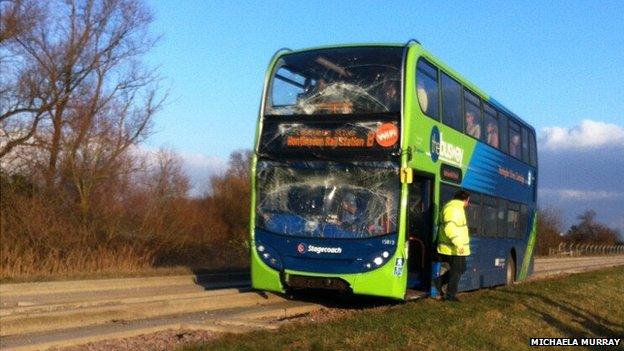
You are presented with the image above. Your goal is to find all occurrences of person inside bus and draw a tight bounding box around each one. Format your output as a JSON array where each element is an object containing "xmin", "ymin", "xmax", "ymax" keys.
[
  {"xmin": 434, "ymin": 190, "xmax": 471, "ymax": 302},
  {"xmin": 510, "ymin": 133, "xmax": 521, "ymax": 158},
  {"xmin": 379, "ymin": 79, "xmax": 400, "ymax": 112},
  {"xmin": 338, "ymin": 193, "xmax": 364, "ymax": 232},
  {"xmin": 416, "ymin": 80, "xmax": 429, "ymax": 114},
  {"xmin": 486, "ymin": 121, "xmax": 499, "ymax": 148},
  {"xmin": 465, "ymin": 111, "xmax": 481, "ymax": 139}
]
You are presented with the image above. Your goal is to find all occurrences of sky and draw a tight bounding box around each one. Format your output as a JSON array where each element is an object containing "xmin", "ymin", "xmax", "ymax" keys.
[{"xmin": 144, "ymin": 1, "xmax": 624, "ymax": 234}]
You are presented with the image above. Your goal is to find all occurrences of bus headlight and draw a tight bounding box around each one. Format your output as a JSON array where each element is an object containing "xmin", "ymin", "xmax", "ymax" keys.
[
  {"xmin": 363, "ymin": 249, "xmax": 394, "ymax": 269},
  {"xmin": 255, "ymin": 242, "xmax": 282, "ymax": 270}
]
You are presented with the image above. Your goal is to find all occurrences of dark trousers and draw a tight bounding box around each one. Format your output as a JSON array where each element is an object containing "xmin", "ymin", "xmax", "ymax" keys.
[{"xmin": 434, "ymin": 254, "xmax": 466, "ymax": 298}]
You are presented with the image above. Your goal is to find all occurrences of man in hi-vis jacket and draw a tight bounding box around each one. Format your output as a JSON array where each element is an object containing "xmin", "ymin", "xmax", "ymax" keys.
[{"xmin": 434, "ymin": 190, "xmax": 471, "ymax": 302}]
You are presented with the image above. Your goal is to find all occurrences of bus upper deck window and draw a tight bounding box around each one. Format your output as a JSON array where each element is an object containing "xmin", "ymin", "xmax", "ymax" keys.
[
  {"xmin": 498, "ymin": 113, "xmax": 509, "ymax": 154},
  {"xmin": 265, "ymin": 47, "xmax": 403, "ymax": 116},
  {"xmin": 464, "ymin": 89, "xmax": 482, "ymax": 139},
  {"xmin": 416, "ymin": 59, "xmax": 439, "ymax": 120},
  {"xmin": 521, "ymin": 128, "xmax": 530, "ymax": 163},
  {"xmin": 529, "ymin": 132, "xmax": 537, "ymax": 166},
  {"xmin": 509, "ymin": 122, "xmax": 521, "ymax": 159},
  {"xmin": 484, "ymin": 104, "xmax": 499, "ymax": 148},
  {"xmin": 441, "ymin": 72, "xmax": 462, "ymax": 131}
]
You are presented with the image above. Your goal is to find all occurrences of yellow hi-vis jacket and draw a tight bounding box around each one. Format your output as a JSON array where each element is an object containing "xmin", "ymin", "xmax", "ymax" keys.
[{"xmin": 437, "ymin": 199, "xmax": 471, "ymax": 256}]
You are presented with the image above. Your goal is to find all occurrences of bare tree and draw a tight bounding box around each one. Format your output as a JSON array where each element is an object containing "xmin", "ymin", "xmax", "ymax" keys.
[
  {"xmin": 565, "ymin": 209, "xmax": 620, "ymax": 245},
  {"xmin": 0, "ymin": 0, "xmax": 164, "ymax": 192},
  {"xmin": 536, "ymin": 207, "xmax": 564, "ymax": 255},
  {"xmin": 0, "ymin": 0, "xmax": 41, "ymax": 42},
  {"xmin": 0, "ymin": 0, "xmax": 49, "ymax": 159},
  {"xmin": 203, "ymin": 150, "xmax": 252, "ymax": 252}
]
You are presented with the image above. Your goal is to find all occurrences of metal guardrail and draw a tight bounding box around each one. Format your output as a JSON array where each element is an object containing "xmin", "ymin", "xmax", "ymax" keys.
[{"xmin": 548, "ymin": 243, "xmax": 624, "ymax": 256}]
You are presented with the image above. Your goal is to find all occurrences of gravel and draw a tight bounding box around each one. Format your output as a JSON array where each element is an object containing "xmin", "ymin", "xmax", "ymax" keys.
[{"xmin": 55, "ymin": 329, "xmax": 217, "ymax": 351}]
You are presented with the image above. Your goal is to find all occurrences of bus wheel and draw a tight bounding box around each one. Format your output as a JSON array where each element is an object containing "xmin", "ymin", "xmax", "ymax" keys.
[{"xmin": 505, "ymin": 253, "xmax": 516, "ymax": 285}]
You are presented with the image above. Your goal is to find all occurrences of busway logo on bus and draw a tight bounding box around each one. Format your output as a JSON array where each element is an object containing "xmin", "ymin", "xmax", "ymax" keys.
[{"xmin": 430, "ymin": 126, "xmax": 464, "ymax": 166}]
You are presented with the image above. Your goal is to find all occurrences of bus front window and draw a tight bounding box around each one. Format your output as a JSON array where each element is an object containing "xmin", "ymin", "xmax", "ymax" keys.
[
  {"xmin": 256, "ymin": 161, "xmax": 400, "ymax": 238},
  {"xmin": 265, "ymin": 47, "xmax": 403, "ymax": 116}
]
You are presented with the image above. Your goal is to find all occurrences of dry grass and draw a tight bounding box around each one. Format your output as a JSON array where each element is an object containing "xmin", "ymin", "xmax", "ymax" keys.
[
  {"xmin": 0, "ymin": 245, "xmax": 156, "ymax": 280},
  {"xmin": 0, "ymin": 151, "xmax": 251, "ymax": 281}
]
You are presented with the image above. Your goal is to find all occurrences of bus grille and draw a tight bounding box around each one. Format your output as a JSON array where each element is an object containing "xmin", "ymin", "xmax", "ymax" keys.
[{"xmin": 285, "ymin": 275, "xmax": 351, "ymax": 291}]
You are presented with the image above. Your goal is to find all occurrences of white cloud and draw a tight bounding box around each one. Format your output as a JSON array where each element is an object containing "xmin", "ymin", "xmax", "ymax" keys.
[
  {"xmin": 176, "ymin": 151, "xmax": 227, "ymax": 196},
  {"xmin": 540, "ymin": 119, "xmax": 624, "ymax": 151},
  {"xmin": 540, "ymin": 188, "xmax": 623, "ymax": 201},
  {"xmin": 179, "ymin": 152, "xmax": 226, "ymax": 175},
  {"xmin": 130, "ymin": 145, "xmax": 226, "ymax": 196}
]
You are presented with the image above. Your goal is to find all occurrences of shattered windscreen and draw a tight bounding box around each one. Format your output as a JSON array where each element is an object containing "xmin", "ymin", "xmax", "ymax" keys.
[
  {"xmin": 256, "ymin": 161, "xmax": 400, "ymax": 238},
  {"xmin": 265, "ymin": 47, "xmax": 404, "ymax": 116}
]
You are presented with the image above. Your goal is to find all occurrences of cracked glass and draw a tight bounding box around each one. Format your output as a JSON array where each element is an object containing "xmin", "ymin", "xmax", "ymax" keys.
[
  {"xmin": 256, "ymin": 161, "xmax": 400, "ymax": 238},
  {"xmin": 265, "ymin": 47, "xmax": 403, "ymax": 116}
]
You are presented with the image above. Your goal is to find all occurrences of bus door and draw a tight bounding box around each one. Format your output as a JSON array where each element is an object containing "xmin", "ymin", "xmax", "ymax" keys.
[{"xmin": 407, "ymin": 176, "xmax": 433, "ymax": 290}]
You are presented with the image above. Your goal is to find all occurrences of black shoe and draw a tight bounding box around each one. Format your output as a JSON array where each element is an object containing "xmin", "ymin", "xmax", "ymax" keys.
[{"xmin": 433, "ymin": 279, "xmax": 445, "ymax": 297}]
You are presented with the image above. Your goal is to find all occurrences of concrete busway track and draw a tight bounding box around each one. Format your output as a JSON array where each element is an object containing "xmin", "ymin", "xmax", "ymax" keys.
[
  {"xmin": 532, "ymin": 255, "xmax": 624, "ymax": 278},
  {"xmin": 1, "ymin": 256, "xmax": 623, "ymax": 350}
]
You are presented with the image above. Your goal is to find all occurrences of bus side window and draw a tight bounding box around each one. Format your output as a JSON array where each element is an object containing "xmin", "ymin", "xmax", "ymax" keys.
[
  {"xmin": 440, "ymin": 72, "xmax": 462, "ymax": 132},
  {"xmin": 482, "ymin": 195, "xmax": 497, "ymax": 237},
  {"xmin": 464, "ymin": 89, "xmax": 482, "ymax": 139},
  {"xmin": 497, "ymin": 199, "xmax": 507, "ymax": 238},
  {"xmin": 439, "ymin": 184, "xmax": 456, "ymax": 206},
  {"xmin": 484, "ymin": 104, "xmax": 499, "ymax": 148},
  {"xmin": 498, "ymin": 113, "xmax": 509, "ymax": 154},
  {"xmin": 416, "ymin": 59, "xmax": 440, "ymax": 120},
  {"xmin": 509, "ymin": 121, "xmax": 521, "ymax": 159},
  {"xmin": 521, "ymin": 128, "xmax": 530, "ymax": 163},
  {"xmin": 529, "ymin": 131, "xmax": 537, "ymax": 167},
  {"xmin": 467, "ymin": 193, "xmax": 481, "ymax": 236},
  {"xmin": 507, "ymin": 203, "xmax": 520, "ymax": 238}
]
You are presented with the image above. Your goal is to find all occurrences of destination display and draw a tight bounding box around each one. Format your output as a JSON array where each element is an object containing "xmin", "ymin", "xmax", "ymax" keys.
[
  {"xmin": 441, "ymin": 164, "xmax": 463, "ymax": 184},
  {"xmin": 259, "ymin": 119, "xmax": 400, "ymax": 158}
]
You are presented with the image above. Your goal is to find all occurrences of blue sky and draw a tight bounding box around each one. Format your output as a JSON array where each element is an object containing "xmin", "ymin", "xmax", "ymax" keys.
[{"xmin": 144, "ymin": 1, "xmax": 624, "ymax": 233}]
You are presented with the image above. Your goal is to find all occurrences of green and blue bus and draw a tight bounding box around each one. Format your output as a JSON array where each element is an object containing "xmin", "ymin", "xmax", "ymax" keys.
[{"xmin": 250, "ymin": 40, "xmax": 538, "ymax": 300}]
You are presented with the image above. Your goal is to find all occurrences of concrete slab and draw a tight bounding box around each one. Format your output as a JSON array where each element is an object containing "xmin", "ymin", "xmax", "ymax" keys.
[
  {"xmin": 0, "ymin": 271, "xmax": 249, "ymax": 297},
  {"xmin": 1, "ymin": 287, "xmax": 245, "ymax": 317},
  {"xmin": 1, "ymin": 291, "xmax": 285, "ymax": 337},
  {"xmin": 0, "ymin": 304, "xmax": 282, "ymax": 350}
]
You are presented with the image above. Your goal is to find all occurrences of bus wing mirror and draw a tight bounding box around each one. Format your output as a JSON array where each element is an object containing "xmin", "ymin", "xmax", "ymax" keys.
[{"xmin": 400, "ymin": 167, "xmax": 413, "ymax": 184}]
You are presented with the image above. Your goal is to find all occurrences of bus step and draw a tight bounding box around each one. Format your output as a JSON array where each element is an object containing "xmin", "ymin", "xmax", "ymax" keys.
[{"xmin": 405, "ymin": 289, "xmax": 428, "ymax": 301}]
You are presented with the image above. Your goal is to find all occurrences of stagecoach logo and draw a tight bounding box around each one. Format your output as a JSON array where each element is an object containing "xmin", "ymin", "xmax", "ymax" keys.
[
  {"xmin": 297, "ymin": 243, "xmax": 306, "ymax": 253},
  {"xmin": 297, "ymin": 243, "xmax": 343, "ymax": 254},
  {"xmin": 429, "ymin": 126, "xmax": 464, "ymax": 166}
]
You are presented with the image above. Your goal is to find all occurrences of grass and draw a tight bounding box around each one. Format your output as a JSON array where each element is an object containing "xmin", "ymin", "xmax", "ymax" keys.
[{"xmin": 185, "ymin": 267, "xmax": 624, "ymax": 351}]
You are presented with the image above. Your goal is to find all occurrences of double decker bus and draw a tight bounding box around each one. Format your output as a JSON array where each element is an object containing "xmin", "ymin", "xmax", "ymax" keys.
[{"xmin": 250, "ymin": 41, "xmax": 538, "ymax": 300}]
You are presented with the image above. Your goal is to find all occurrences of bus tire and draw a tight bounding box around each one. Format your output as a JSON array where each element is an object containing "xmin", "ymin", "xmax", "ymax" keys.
[{"xmin": 506, "ymin": 253, "xmax": 516, "ymax": 285}]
